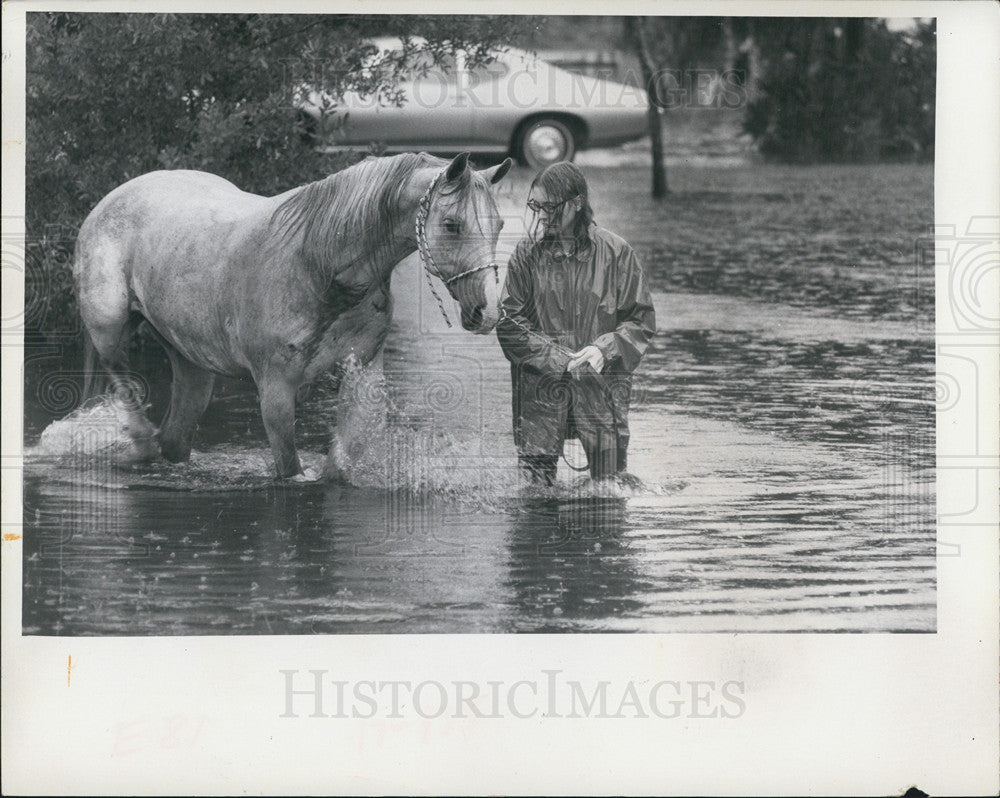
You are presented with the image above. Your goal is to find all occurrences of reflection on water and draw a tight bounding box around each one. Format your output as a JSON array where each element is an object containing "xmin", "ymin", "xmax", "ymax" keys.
[
  {"xmin": 21, "ymin": 163, "xmax": 935, "ymax": 634},
  {"xmin": 505, "ymin": 498, "xmax": 644, "ymax": 631}
]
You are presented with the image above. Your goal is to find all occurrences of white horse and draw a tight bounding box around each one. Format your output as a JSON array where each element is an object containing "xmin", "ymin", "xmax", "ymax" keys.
[{"xmin": 74, "ymin": 152, "xmax": 512, "ymax": 478}]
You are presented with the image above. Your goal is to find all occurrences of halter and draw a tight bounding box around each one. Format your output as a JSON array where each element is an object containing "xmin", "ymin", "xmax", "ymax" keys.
[{"xmin": 415, "ymin": 168, "xmax": 500, "ymax": 328}]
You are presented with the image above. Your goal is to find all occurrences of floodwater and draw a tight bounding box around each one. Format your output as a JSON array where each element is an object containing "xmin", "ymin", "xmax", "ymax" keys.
[{"xmin": 21, "ymin": 162, "xmax": 935, "ymax": 634}]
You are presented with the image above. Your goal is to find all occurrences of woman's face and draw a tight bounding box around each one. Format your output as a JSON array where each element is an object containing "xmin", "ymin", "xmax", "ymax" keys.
[{"xmin": 527, "ymin": 186, "xmax": 580, "ymax": 240}]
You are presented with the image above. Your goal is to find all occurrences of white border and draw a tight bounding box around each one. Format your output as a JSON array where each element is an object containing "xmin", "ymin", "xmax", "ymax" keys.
[{"xmin": 3, "ymin": 2, "xmax": 998, "ymax": 795}]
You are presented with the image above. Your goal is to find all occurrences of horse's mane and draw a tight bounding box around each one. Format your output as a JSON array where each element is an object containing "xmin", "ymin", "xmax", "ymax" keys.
[{"xmin": 270, "ymin": 152, "xmax": 487, "ymax": 290}]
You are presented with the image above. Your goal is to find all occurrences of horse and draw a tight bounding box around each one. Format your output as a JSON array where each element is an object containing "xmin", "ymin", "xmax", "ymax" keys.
[{"xmin": 74, "ymin": 151, "xmax": 512, "ymax": 479}]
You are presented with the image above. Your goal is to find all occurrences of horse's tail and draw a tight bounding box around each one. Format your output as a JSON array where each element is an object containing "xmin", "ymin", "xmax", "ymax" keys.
[{"xmin": 81, "ymin": 328, "xmax": 107, "ymax": 404}]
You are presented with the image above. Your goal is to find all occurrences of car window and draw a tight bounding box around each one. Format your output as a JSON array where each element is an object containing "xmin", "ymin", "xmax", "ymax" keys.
[
  {"xmin": 409, "ymin": 51, "xmax": 458, "ymax": 86},
  {"xmin": 467, "ymin": 57, "xmax": 510, "ymax": 87}
]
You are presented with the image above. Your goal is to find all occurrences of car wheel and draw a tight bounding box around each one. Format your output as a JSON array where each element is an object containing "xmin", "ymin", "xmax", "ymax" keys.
[{"xmin": 517, "ymin": 118, "xmax": 577, "ymax": 169}]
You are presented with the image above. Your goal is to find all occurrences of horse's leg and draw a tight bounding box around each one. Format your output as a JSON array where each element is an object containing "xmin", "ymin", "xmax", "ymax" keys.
[
  {"xmin": 257, "ymin": 372, "xmax": 303, "ymax": 479},
  {"xmin": 140, "ymin": 323, "xmax": 216, "ymax": 463},
  {"xmin": 97, "ymin": 338, "xmax": 159, "ymax": 460},
  {"xmin": 160, "ymin": 359, "xmax": 215, "ymax": 463},
  {"xmin": 78, "ymin": 257, "xmax": 159, "ymax": 460}
]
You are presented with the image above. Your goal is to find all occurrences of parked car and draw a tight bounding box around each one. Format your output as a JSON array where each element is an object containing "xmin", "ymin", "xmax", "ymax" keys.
[{"xmin": 298, "ymin": 39, "xmax": 649, "ymax": 168}]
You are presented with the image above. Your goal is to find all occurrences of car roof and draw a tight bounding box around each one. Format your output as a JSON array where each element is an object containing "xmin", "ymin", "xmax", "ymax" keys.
[{"xmin": 366, "ymin": 36, "xmax": 541, "ymax": 67}]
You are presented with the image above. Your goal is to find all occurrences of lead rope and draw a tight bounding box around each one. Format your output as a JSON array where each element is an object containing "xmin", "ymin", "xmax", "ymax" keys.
[
  {"xmin": 498, "ymin": 309, "xmax": 601, "ymax": 474},
  {"xmin": 416, "ymin": 176, "xmax": 621, "ymax": 478},
  {"xmin": 415, "ymin": 169, "xmax": 500, "ymax": 329}
]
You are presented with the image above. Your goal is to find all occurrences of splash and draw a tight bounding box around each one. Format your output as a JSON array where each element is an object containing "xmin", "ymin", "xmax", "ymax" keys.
[
  {"xmin": 28, "ymin": 395, "xmax": 295, "ymax": 491},
  {"xmin": 325, "ymin": 359, "xmax": 683, "ymax": 507},
  {"xmin": 34, "ymin": 397, "xmax": 157, "ymax": 464},
  {"xmin": 559, "ymin": 472, "xmax": 686, "ymax": 498},
  {"xmin": 324, "ymin": 357, "xmax": 522, "ymax": 505},
  {"xmin": 26, "ymin": 363, "xmax": 682, "ymax": 500}
]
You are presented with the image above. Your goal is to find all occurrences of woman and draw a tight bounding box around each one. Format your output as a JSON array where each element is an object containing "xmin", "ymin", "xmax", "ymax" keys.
[{"xmin": 497, "ymin": 162, "xmax": 656, "ymax": 485}]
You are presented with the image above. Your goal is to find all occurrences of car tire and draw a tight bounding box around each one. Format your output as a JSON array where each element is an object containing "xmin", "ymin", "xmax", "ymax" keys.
[{"xmin": 516, "ymin": 118, "xmax": 577, "ymax": 170}]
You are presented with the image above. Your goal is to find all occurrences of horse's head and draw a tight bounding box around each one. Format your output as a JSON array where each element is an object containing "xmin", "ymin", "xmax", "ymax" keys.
[{"xmin": 418, "ymin": 152, "xmax": 513, "ymax": 333}]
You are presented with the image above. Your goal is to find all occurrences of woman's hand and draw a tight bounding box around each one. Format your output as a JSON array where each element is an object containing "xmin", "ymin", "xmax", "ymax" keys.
[{"xmin": 567, "ymin": 345, "xmax": 605, "ymax": 376}]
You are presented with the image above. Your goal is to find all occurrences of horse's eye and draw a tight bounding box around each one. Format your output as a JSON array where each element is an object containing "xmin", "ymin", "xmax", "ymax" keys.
[{"xmin": 443, "ymin": 219, "xmax": 461, "ymax": 235}]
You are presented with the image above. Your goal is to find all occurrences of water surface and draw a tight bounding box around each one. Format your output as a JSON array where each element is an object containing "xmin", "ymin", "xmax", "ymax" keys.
[{"xmin": 22, "ymin": 163, "xmax": 935, "ymax": 634}]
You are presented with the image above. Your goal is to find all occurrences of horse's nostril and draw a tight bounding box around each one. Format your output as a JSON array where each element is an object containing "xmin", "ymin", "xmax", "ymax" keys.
[{"xmin": 462, "ymin": 304, "xmax": 484, "ymax": 330}]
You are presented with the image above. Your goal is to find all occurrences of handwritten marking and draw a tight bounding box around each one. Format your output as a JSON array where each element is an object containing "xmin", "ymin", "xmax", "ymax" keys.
[
  {"xmin": 112, "ymin": 715, "xmax": 209, "ymax": 758},
  {"xmin": 67, "ymin": 655, "xmax": 72, "ymax": 687},
  {"xmin": 2, "ymin": 533, "xmax": 22, "ymax": 542}
]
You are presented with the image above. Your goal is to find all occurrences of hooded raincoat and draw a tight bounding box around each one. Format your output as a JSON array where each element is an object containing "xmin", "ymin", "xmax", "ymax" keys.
[{"xmin": 497, "ymin": 224, "xmax": 656, "ymax": 462}]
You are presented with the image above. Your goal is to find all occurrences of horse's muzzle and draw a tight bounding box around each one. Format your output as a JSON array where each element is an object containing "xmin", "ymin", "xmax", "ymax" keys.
[
  {"xmin": 461, "ymin": 303, "xmax": 492, "ymax": 333},
  {"xmin": 463, "ymin": 297, "xmax": 501, "ymax": 333},
  {"xmin": 451, "ymin": 262, "xmax": 500, "ymax": 333}
]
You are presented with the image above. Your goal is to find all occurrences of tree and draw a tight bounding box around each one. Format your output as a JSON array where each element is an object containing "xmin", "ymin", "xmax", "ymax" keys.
[
  {"xmin": 624, "ymin": 17, "xmax": 730, "ymax": 199},
  {"xmin": 741, "ymin": 18, "xmax": 936, "ymax": 161},
  {"xmin": 625, "ymin": 17, "xmax": 668, "ymax": 197},
  {"xmin": 25, "ymin": 12, "xmax": 530, "ymax": 336}
]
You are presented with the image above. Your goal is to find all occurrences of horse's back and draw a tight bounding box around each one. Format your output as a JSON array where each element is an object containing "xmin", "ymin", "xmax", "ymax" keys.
[
  {"xmin": 83, "ymin": 170, "xmax": 266, "ymax": 229},
  {"xmin": 117, "ymin": 169, "xmax": 254, "ymax": 197},
  {"xmin": 75, "ymin": 170, "xmax": 282, "ymax": 372},
  {"xmin": 78, "ymin": 170, "xmax": 281, "ymax": 261}
]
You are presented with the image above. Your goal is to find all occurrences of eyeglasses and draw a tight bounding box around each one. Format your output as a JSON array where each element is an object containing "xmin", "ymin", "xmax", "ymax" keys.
[{"xmin": 526, "ymin": 196, "xmax": 578, "ymax": 215}]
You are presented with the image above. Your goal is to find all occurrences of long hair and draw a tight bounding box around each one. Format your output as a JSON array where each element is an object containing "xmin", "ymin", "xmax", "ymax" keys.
[
  {"xmin": 529, "ymin": 161, "xmax": 595, "ymax": 252},
  {"xmin": 270, "ymin": 151, "xmax": 479, "ymax": 291}
]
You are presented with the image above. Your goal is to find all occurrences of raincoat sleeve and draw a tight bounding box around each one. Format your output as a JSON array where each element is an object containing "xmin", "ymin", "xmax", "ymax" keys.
[
  {"xmin": 497, "ymin": 243, "xmax": 572, "ymax": 374},
  {"xmin": 591, "ymin": 244, "xmax": 656, "ymax": 373}
]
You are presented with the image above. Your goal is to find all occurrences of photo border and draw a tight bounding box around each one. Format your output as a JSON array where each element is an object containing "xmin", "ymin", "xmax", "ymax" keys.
[{"xmin": 3, "ymin": 1, "xmax": 997, "ymax": 794}]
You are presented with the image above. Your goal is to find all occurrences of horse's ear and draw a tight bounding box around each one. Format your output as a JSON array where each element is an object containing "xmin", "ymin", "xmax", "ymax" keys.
[
  {"xmin": 445, "ymin": 152, "xmax": 470, "ymax": 182},
  {"xmin": 480, "ymin": 157, "xmax": 513, "ymax": 185}
]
